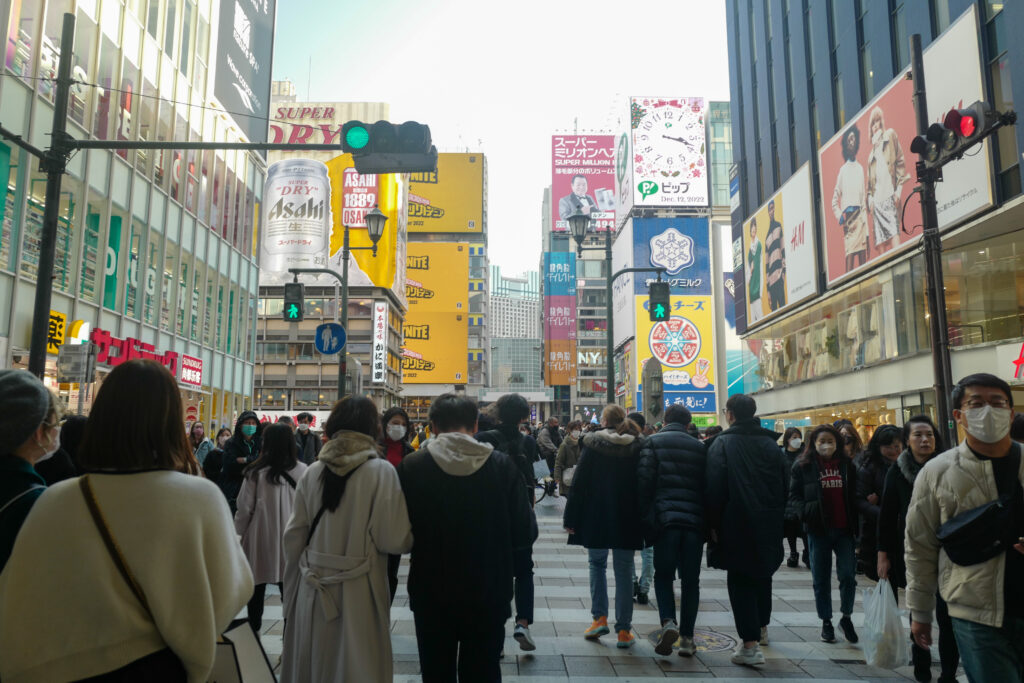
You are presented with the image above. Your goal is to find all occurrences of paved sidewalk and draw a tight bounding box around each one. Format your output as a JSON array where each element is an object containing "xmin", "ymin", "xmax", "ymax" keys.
[{"xmin": 253, "ymin": 494, "xmax": 960, "ymax": 681}]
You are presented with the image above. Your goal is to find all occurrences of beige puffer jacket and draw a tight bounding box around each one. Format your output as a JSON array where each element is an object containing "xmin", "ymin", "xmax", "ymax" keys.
[{"xmin": 905, "ymin": 441, "xmax": 1024, "ymax": 627}]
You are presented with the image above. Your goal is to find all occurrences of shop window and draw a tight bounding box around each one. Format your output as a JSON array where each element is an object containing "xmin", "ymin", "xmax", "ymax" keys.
[
  {"xmin": 0, "ymin": 143, "xmax": 17, "ymax": 271},
  {"xmin": 80, "ymin": 196, "xmax": 102, "ymax": 303},
  {"xmin": 203, "ymin": 266, "xmax": 215, "ymax": 347},
  {"xmin": 143, "ymin": 228, "xmax": 161, "ymax": 325},
  {"xmin": 93, "ymin": 35, "xmax": 119, "ymax": 141},
  {"xmin": 257, "ymin": 391, "xmax": 287, "ymax": 409},
  {"xmin": 944, "ymin": 230, "xmax": 1024, "ymax": 347},
  {"xmin": 177, "ymin": 249, "xmax": 191, "ymax": 335},
  {"xmin": 6, "ymin": 0, "xmax": 39, "ymax": 78},
  {"xmin": 162, "ymin": 240, "xmax": 177, "ymax": 330},
  {"xmin": 136, "ymin": 78, "xmax": 158, "ymax": 173},
  {"xmin": 215, "ymin": 280, "xmax": 225, "ymax": 351},
  {"xmin": 289, "ymin": 343, "xmax": 314, "ymax": 361},
  {"xmin": 21, "ymin": 169, "xmax": 75, "ymax": 294},
  {"xmin": 264, "ymin": 297, "xmax": 284, "ymax": 316},
  {"xmin": 170, "ymin": 113, "xmax": 189, "ymax": 203}
]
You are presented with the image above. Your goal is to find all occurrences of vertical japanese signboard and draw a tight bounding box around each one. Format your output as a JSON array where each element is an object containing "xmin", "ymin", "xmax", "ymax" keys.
[
  {"xmin": 551, "ymin": 135, "xmax": 616, "ymax": 232},
  {"xmin": 372, "ymin": 301, "xmax": 388, "ymax": 384},
  {"xmin": 543, "ymin": 252, "xmax": 577, "ymax": 386}
]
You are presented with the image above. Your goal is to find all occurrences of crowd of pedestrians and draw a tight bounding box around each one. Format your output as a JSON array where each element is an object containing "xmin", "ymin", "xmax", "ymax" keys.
[{"xmin": 0, "ymin": 360, "xmax": 1022, "ymax": 682}]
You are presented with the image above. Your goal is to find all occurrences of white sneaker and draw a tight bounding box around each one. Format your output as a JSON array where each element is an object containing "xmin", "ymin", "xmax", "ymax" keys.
[
  {"xmin": 514, "ymin": 624, "xmax": 536, "ymax": 651},
  {"xmin": 653, "ymin": 622, "xmax": 679, "ymax": 656},
  {"xmin": 677, "ymin": 635, "xmax": 696, "ymax": 656},
  {"xmin": 759, "ymin": 626, "xmax": 769, "ymax": 646},
  {"xmin": 731, "ymin": 645, "xmax": 766, "ymax": 666}
]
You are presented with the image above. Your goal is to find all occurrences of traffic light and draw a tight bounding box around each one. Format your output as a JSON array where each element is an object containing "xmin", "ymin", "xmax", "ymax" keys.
[
  {"xmin": 340, "ymin": 120, "xmax": 438, "ymax": 174},
  {"xmin": 910, "ymin": 101, "xmax": 1001, "ymax": 169},
  {"xmin": 649, "ymin": 281, "xmax": 670, "ymax": 322},
  {"xmin": 283, "ymin": 282, "xmax": 304, "ymax": 322}
]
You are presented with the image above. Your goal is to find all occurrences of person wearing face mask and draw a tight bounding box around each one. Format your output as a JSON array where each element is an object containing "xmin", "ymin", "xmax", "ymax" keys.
[
  {"xmin": 855, "ymin": 424, "xmax": 903, "ymax": 582},
  {"xmin": 781, "ymin": 427, "xmax": 809, "ymax": 568},
  {"xmin": 554, "ymin": 420, "xmax": 584, "ymax": 500},
  {"xmin": 878, "ymin": 415, "xmax": 959, "ymax": 683},
  {"xmin": 189, "ymin": 421, "xmax": 214, "ymax": 466},
  {"xmin": 381, "ymin": 407, "xmax": 415, "ymax": 606},
  {"xmin": 789, "ymin": 424, "xmax": 860, "ymax": 645},
  {"xmin": 906, "ymin": 374, "xmax": 1024, "ymax": 683},
  {"xmin": 219, "ymin": 411, "xmax": 262, "ymax": 514},
  {"xmin": 0, "ymin": 370, "xmax": 63, "ymax": 572},
  {"xmin": 294, "ymin": 412, "xmax": 322, "ymax": 465},
  {"xmin": 203, "ymin": 427, "xmax": 232, "ymax": 482}
]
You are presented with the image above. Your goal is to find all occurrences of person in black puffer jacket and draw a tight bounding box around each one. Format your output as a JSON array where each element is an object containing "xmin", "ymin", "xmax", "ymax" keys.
[
  {"xmin": 563, "ymin": 405, "xmax": 644, "ymax": 648},
  {"xmin": 219, "ymin": 411, "xmax": 262, "ymax": 514},
  {"xmin": 636, "ymin": 404, "xmax": 707, "ymax": 656},
  {"xmin": 855, "ymin": 424, "xmax": 903, "ymax": 581},
  {"xmin": 781, "ymin": 427, "xmax": 809, "ymax": 568}
]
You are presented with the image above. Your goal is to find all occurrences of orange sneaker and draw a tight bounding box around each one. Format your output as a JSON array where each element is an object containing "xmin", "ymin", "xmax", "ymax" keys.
[
  {"xmin": 617, "ymin": 629, "xmax": 636, "ymax": 648},
  {"xmin": 583, "ymin": 616, "xmax": 609, "ymax": 640}
]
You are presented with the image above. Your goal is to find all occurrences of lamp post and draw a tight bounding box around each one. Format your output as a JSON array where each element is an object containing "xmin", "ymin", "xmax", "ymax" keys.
[
  {"xmin": 339, "ymin": 205, "xmax": 387, "ymax": 399},
  {"xmin": 567, "ymin": 210, "xmax": 615, "ymax": 405}
]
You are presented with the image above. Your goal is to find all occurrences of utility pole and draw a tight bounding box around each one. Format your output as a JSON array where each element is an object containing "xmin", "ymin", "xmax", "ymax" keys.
[{"xmin": 28, "ymin": 13, "xmax": 74, "ymax": 378}]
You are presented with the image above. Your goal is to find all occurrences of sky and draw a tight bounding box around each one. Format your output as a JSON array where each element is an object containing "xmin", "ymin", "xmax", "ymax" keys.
[{"xmin": 271, "ymin": 0, "xmax": 730, "ymax": 276}]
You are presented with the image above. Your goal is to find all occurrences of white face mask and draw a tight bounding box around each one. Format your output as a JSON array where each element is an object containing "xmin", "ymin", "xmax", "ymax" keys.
[
  {"xmin": 789, "ymin": 437, "xmax": 803, "ymax": 450},
  {"xmin": 962, "ymin": 405, "xmax": 1012, "ymax": 444},
  {"xmin": 297, "ymin": 423, "xmax": 309, "ymax": 432},
  {"xmin": 387, "ymin": 424, "xmax": 407, "ymax": 441},
  {"xmin": 817, "ymin": 443, "xmax": 836, "ymax": 457},
  {"xmin": 571, "ymin": 430, "xmax": 582, "ymax": 439},
  {"xmin": 36, "ymin": 429, "xmax": 60, "ymax": 463}
]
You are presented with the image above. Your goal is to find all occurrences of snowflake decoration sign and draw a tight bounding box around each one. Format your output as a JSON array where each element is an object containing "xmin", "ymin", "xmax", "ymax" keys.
[
  {"xmin": 649, "ymin": 228, "xmax": 694, "ymax": 275},
  {"xmin": 630, "ymin": 96, "xmax": 709, "ymax": 207}
]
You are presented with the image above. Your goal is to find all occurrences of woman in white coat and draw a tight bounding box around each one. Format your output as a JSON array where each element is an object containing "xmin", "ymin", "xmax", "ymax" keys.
[
  {"xmin": 234, "ymin": 422, "xmax": 307, "ymax": 633},
  {"xmin": 280, "ymin": 396, "xmax": 413, "ymax": 683}
]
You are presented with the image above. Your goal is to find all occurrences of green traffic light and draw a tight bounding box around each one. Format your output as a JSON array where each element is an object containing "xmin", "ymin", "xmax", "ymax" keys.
[
  {"xmin": 654, "ymin": 304, "xmax": 667, "ymax": 319},
  {"xmin": 345, "ymin": 125, "xmax": 370, "ymax": 150},
  {"xmin": 287, "ymin": 304, "xmax": 300, "ymax": 319}
]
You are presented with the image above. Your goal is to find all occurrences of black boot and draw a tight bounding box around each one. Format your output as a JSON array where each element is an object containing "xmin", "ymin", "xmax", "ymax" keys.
[
  {"xmin": 911, "ymin": 641, "xmax": 932, "ymax": 682},
  {"xmin": 820, "ymin": 619, "xmax": 836, "ymax": 643},
  {"xmin": 633, "ymin": 579, "xmax": 640, "ymax": 602},
  {"xmin": 786, "ymin": 552, "xmax": 799, "ymax": 568},
  {"xmin": 801, "ymin": 549, "xmax": 809, "ymax": 567}
]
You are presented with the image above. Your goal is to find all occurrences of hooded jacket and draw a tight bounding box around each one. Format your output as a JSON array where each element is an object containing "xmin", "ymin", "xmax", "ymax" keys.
[
  {"xmin": 396, "ymin": 432, "xmax": 532, "ymax": 622},
  {"xmin": 636, "ymin": 423, "xmax": 707, "ymax": 537},
  {"xmin": 217, "ymin": 411, "xmax": 262, "ymax": 511},
  {"xmin": 562, "ymin": 429, "xmax": 644, "ymax": 550},
  {"xmin": 705, "ymin": 418, "xmax": 788, "ymax": 577}
]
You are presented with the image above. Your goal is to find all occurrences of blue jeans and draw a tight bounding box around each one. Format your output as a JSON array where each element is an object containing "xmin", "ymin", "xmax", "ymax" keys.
[
  {"xmin": 632, "ymin": 546, "xmax": 654, "ymax": 593},
  {"xmin": 588, "ymin": 548, "xmax": 635, "ymax": 632},
  {"xmin": 951, "ymin": 616, "xmax": 1024, "ymax": 683},
  {"xmin": 653, "ymin": 527, "xmax": 704, "ymax": 636},
  {"xmin": 807, "ymin": 529, "xmax": 856, "ymax": 620}
]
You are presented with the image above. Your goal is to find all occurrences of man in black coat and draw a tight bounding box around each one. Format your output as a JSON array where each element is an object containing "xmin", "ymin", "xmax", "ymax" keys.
[
  {"xmin": 294, "ymin": 411, "xmax": 322, "ymax": 464},
  {"xmin": 217, "ymin": 410, "xmax": 261, "ymax": 514},
  {"xmin": 637, "ymin": 404, "xmax": 706, "ymax": 656},
  {"xmin": 705, "ymin": 394, "xmax": 788, "ymax": 667},
  {"xmin": 397, "ymin": 394, "xmax": 533, "ymax": 682}
]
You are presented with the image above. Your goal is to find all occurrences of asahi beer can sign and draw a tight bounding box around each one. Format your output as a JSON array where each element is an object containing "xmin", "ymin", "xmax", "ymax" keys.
[{"xmin": 261, "ymin": 159, "xmax": 331, "ymax": 283}]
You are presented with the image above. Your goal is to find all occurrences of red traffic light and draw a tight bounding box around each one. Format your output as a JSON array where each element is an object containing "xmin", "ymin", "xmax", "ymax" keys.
[{"xmin": 959, "ymin": 114, "xmax": 977, "ymax": 137}]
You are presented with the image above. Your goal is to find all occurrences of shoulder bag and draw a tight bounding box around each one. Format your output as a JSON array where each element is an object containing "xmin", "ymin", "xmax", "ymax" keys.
[
  {"xmin": 936, "ymin": 447, "xmax": 1022, "ymax": 567},
  {"xmin": 79, "ymin": 475, "xmax": 275, "ymax": 682}
]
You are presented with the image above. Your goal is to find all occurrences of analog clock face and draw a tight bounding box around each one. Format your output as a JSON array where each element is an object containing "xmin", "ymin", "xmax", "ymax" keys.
[{"xmin": 631, "ymin": 98, "xmax": 707, "ymax": 205}]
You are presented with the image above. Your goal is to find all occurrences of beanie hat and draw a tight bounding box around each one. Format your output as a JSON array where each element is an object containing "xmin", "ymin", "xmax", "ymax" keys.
[{"xmin": 0, "ymin": 370, "xmax": 52, "ymax": 455}]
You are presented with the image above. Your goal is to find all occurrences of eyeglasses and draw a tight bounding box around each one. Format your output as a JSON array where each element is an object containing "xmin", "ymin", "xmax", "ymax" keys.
[{"xmin": 963, "ymin": 398, "xmax": 1010, "ymax": 410}]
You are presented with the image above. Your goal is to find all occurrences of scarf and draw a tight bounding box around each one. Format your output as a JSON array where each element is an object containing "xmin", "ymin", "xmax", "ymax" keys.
[
  {"xmin": 318, "ymin": 430, "xmax": 379, "ymax": 476},
  {"xmin": 897, "ymin": 449, "xmax": 925, "ymax": 486}
]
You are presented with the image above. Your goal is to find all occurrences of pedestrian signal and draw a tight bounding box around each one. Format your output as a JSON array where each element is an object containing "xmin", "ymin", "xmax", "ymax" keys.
[
  {"xmin": 649, "ymin": 281, "xmax": 670, "ymax": 322},
  {"xmin": 283, "ymin": 282, "xmax": 304, "ymax": 322}
]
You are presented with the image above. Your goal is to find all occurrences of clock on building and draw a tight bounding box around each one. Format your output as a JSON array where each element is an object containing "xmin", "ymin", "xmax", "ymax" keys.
[{"xmin": 631, "ymin": 97, "xmax": 709, "ymax": 207}]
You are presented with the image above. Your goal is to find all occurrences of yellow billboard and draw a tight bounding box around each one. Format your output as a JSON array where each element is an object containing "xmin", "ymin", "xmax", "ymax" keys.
[
  {"xmin": 401, "ymin": 313, "xmax": 469, "ymax": 384},
  {"xmin": 405, "ymin": 242, "xmax": 470, "ymax": 313},
  {"xmin": 407, "ymin": 153, "xmax": 484, "ymax": 233},
  {"xmin": 634, "ymin": 295, "xmax": 718, "ymax": 414},
  {"xmin": 325, "ymin": 155, "xmax": 407, "ymax": 299}
]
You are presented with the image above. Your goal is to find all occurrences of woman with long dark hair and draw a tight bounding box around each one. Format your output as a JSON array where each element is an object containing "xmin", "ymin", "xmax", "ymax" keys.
[
  {"xmin": 0, "ymin": 360, "xmax": 252, "ymax": 682},
  {"xmin": 877, "ymin": 415, "xmax": 959, "ymax": 682},
  {"xmin": 280, "ymin": 395, "xmax": 413, "ymax": 683},
  {"xmin": 189, "ymin": 421, "xmax": 214, "ymax": 466},
  {"xmin": 235, "ymin": 422, "xmax": 307, "ymax": 634},
  {"xmin": 781, "ymin": 427, "xmax": 808, "ymax": 568},
  {"xmin": 789, "ymin": 424, "xmax": 860, "ymax": 645},
  {"xmin": 855, "ymin": 424, "xmax": 903, "ymax": 581}
]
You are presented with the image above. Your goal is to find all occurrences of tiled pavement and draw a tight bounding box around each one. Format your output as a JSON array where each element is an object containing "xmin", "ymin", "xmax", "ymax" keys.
[{"xmin": 251, "ymin": 494, "xmax": 962, "ymax": 681}]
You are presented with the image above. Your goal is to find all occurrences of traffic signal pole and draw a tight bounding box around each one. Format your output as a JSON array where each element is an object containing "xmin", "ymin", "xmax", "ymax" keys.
[
  {"xmin": 288, "ymin": 268, "xmax": 347, "ymax": 400},
  {"xmin": 910, "ymin": 34, "xmax": 957, "ymax": 446}
]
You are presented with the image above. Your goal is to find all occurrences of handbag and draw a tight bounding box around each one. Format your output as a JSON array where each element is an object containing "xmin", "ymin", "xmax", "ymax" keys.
[
  {"xmin": 936, "ymin": 448, "xmax": 1022, "ymax": 566},
  {"xmin": 79, "ymin": 475, "xmax": 275, "ymax": 682},
  {"xmin": 562, "ymin": 466, "xmax": 577, "ymax": 486}
]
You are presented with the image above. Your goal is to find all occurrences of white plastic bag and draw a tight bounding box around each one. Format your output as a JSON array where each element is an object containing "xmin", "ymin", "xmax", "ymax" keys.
[
  {"xmin": 862, "ymin": 579, "xmax": 910, "ymax": 669},
  {"xmin": 533, "ymin": 460, "xmax": 550, "ymax": 479}
]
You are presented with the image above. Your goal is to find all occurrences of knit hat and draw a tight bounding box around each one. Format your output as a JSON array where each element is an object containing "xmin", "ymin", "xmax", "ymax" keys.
[{"xmin": 0, "ymin": 370, "xmax": 52, "ymax": 455}]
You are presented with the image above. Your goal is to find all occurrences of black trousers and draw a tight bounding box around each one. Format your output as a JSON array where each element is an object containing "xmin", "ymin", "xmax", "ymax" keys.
[
  {"xmin": 784, "ymin": 519, "xmax": 807, "ymax": 554},
  {"xmin": 388, "ymin": 553, "xmax": 402, "ymax": 605},
  {"xmin": 767, "ymin": 278, "xmax": 786, "ymax": 310},
  {"xmin": 727, "ymin": 571, "xmax": 773, "ymax": 644},
  {"xmin": 247, "ymin": 582, "xmax": 282, "ymax": 634},
  {"xmin": 513, "ymin": 547, "xmax": 534, "ymax": 624},
  {"xmin": 413, "ymin": 612, "xmax": 505, "ymax": 683}
]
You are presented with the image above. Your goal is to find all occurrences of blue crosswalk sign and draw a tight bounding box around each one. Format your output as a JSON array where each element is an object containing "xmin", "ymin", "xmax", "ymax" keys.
[{"xmin": 314, "ymin": 323, "xmax": 346, "ymax": 355}]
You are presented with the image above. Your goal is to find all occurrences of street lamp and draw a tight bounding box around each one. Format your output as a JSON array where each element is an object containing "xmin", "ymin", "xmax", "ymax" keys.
[
  {"xmin": 364, "ymin": 206, "xmax": 388, "ymax": 256},
  {"xmin": 566, "ymin": 210, "xmax": 615, "ymax": 405}
]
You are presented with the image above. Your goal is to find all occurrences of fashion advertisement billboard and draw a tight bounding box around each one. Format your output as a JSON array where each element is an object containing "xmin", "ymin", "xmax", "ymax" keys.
[
  {"xmin": 407, "ymin": 153, "xmax": 484, "ymax": 233},
  {"xmin": 214, "ymin": 0, "xmax": 275, "ymax": 144},
  {"xmin": 817, "ymin": 7, "xmax": 990, "ymax": 286},
  {"xmin": 551, "ymin": 135, "xmax": 615, "ymax": 232},
  {"xmin": 631, "ymin": 216, "xmax": 711, "ymax": 296},
  {"xmin": 630, "ymin": 97, "xmax": 709, "ymax": 208},
  {"xmin": 634, "ymin": 294, "xmax": 716, "ymax": 413},
  {"xmin": 401, "ymin": 315, "xmax": 469, "ymax": 384},
  {"xmin": 741, "ymin": 163, "xmax": 818, "ymax": 326}
]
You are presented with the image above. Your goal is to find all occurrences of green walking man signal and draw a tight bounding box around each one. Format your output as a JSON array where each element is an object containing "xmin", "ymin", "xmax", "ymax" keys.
[
  {"xmin": 284, "ymin": 282, "xmax": 305, "ymax": 322},
  {"xmin": 649, "ymin": 280, "xmax": 670, "ymax": 322}
]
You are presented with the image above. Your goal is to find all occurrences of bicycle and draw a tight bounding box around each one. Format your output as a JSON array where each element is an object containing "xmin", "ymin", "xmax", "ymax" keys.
[{"xmin": 535, "ymin": 476, "xmax": 556, "ymax": 503}]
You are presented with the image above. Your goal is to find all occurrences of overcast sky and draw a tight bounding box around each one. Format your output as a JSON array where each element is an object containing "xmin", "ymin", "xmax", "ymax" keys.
[{"xmin": 272, "ymin": 0, "xmax": 730, "ymax": 276}]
